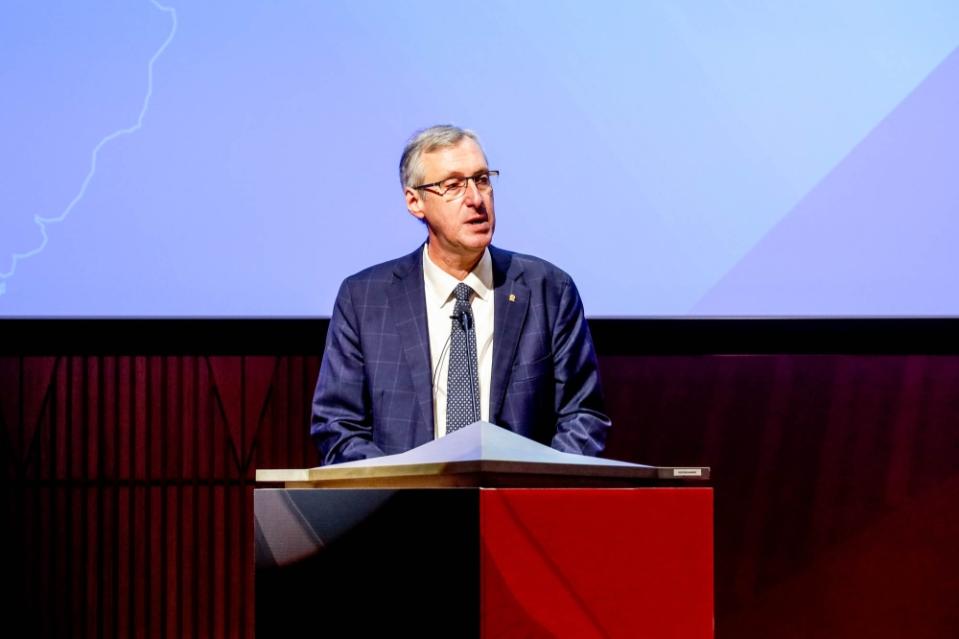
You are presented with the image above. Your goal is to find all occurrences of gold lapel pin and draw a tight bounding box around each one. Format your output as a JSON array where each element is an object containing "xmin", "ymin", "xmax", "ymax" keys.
[{"xmin": 509, "ymin": 293, "xmax": 516, "ymax": 302}]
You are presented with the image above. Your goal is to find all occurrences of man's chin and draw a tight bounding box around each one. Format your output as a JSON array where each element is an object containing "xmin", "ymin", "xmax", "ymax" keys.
[
  {"xmin": 467, "ymin": 224, "xmax": 493, "ymax": 242},
  {"xmin": 468, "ymin": 234, "xmax": 493, "ymax": 250}
]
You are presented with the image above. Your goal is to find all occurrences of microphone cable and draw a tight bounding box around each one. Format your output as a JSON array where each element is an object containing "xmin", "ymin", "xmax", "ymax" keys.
[{"xmin": 432, "ymin": 308, "xmax": 481, "ymax": 430}]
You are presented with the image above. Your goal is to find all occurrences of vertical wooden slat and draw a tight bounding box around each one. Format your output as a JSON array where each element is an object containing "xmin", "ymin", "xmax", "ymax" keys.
[
  {"xmin": 221, "ymin": 483, "xmax": 232, "ymax": 639},
  {"xmin": 134, "ymin": 356, "xmax": 147, "ymax": 482},
  {"xmin": 917, "ymin": 358, "xmax": 959, "ymax": 487},
  {"xmin": 180, "ymin": 484, "xmax": 194, "ymax": 639},
  {"xmin": 81, "ymin": 358, "xmax": 94, "ymax": 639},
  {"xmin": 117, "ymin": 357, "xmax": 130, "ymax": 480},
  {"xmin": 21, "ymin": 486, "xmax": 34, "ymax": 634},
  {"xmin": 86, "ymin": 485, "xmax": 98, "ymax": 639},
  {"xmin": 145, "ymin": 358, "xmax": 156, "ymax": 639},
  {"xmin": 114, "ymin": 357, "xmax": 124, "ymax": 639},
  {"xmin": 129, "ymin": 355, "xmax": 139, "ymax": 639},
  {"xmin": 303, "ymin": 355, "xmax": 318, "ymax": 469},
  {"xmin": 289, "ymin": 355, "xmax": 298, "ymax": 468},
  {"xmin": 841, "ymin": 358, "xmax": 889, "ymax": 533},
  {"xmin": 164, "ymin": 486, "xmax": 178, "ymax": 639},
  {"xmin": 6, "ymin": 484, "xmax": 24, "ymax": 629},
  {"xmin": 243, "ymin": 485, "xmax": 255, "ymax": 639},
  {"xmin": 160, "ymin": 357, "xmax": 171, "ymax": 639},
  {"xmin": 86, "ymin": 357, "xmax": 97, "ymax": 478},
  {"xmin": 63, "ymin": 358, "xmax": 76, "ymax": 639},
  {"xmin": 199, "ymin": 482, "xmax": 212, "ymax": 639},
  {"xmin": 885, "ymin": 356, "xmax": 924, "ymax": 506},
  {"xmin": 108, "ymin": 355, "xmax": 122, "ymax": 639},
  {"xmin": 809, "ymin": 357, "xmax": 854, "ymax": 549},
  {"xmin": 113, "ymin": 483, "xmax": 133, "ymax": 637},
  {"xmin": 49, "ymin": 361, "xmax": 61, "ymax": 635},
  {"xmin": 39, "ymin": 485, "xmax": 52, "ymax": 638},
  {"xmin": 15, "ymin": 481, "xmax": 32, "ymax": 636},
  {"xmin": 115, "ymin": 483, "xmax": 128, "ymax": 639},
  {"xmin": 188, "ymin": 355, "xmax": 201, "ymax": 639},
  {"xmin": 205, "ymin": 369, "xmax": 215, "ymax": 638},
  {"xmin": 92, "ymin": 358, "xmax": 103, "ymax": 639},
  {"xmin": 176, "ymin": 357, "xmax": 189, "ymax": 639},
  {"xmin": 236, "ymin": 358, "xmax": 244, "ymax": 478},
  {"xmin": 106, "ymin": 482, "xmax": 118, "ymax": 639}
]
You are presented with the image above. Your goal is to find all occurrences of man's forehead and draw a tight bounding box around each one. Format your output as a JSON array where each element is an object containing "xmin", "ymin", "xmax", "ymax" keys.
[{"xmin": 421, "ymin": 138, "xmax": 488, "ymax": 174}]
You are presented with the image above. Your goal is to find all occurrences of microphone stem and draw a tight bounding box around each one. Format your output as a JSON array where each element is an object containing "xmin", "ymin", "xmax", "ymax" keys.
[{"xmin": 465, "ymin": 310, "xmax": 478, "ymax": 423}]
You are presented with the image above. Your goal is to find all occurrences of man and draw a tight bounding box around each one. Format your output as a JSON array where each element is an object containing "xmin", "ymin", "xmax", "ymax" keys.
[{"xmin": 311, "ymin": 125, "xmax": 610, "ymax": 465}]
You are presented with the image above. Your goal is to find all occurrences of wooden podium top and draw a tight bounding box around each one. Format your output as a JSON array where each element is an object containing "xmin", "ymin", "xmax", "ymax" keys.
[{"xmin": 256, "ymin": 422, "xmax": 709, "ymax": 488}]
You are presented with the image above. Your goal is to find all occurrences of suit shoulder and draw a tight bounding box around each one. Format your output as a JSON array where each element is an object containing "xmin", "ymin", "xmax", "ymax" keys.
[
  {"xmin": 340, "ymin": 247, "xmax": 421, "ymax": 287},
  {"xmin": 491, "ymin": 246, "xmax": 575, "ymax": 286}
]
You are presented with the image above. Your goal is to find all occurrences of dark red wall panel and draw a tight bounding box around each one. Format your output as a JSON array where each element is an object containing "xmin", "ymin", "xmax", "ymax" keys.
[
  {"xmin": 0, "ymin": 355, "xmax": 321, "ymax": 638},
  {"xmin": 2, "ymin": 349, "xmax": 958, "ymax": 637}
]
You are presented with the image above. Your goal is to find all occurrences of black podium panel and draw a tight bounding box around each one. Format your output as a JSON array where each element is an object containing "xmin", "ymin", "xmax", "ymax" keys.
[{"xmin": 255, "ymin": 489, "xmax": 480, "ymax": 637}]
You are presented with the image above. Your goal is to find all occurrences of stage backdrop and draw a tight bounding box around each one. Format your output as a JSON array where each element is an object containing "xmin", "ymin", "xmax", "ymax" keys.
[{"xmin": 2, "ymin": 1, "xmax": 958, "ymax": 317}]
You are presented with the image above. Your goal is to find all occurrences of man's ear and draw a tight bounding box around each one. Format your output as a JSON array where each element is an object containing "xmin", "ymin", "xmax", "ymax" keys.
[{"xmin": 405, "ymin": 187, "xmax": 426, "ymax": 221}]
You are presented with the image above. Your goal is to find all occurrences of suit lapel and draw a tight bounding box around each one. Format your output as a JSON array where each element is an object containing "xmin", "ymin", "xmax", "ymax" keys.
[
  {"xmin": 490, "ymin": 246, "xmax": 529, "ymax": 423},
  {"xmin": 387, "ymin": 247, "xmax": 434, "ymax": 443}
]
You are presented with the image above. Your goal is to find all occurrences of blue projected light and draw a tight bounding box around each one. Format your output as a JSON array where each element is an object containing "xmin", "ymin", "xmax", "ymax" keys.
[
  {"xmin": 1, "ymin": 0, "xmax": 177, "ymax": 298},
  {"xmin": 1, "ymin": 1, "xmax": 957, "ymax": 317}
]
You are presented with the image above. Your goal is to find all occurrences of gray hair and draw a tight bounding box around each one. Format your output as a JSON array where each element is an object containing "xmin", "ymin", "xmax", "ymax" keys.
[{"xmin": 399, "ymin": 125, "xmax": 485, "ymax": 189}]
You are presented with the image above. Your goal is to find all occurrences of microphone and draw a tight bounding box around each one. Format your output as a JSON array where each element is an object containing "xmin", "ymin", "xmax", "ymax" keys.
[{"xmin": 450, "ymin": 309, "xmax": 471, "ymax": 330}]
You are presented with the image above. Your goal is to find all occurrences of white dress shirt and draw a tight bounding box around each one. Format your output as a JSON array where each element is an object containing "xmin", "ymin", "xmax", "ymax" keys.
[{"xmin": 422, "ymin": 244, "xmax": 495, "ymax": 438}]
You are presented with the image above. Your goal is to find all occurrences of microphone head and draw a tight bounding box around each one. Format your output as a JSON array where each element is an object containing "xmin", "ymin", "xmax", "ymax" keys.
[{"xmin": 450, "ymin": 309, "xmax": 471, "ymax": 329}]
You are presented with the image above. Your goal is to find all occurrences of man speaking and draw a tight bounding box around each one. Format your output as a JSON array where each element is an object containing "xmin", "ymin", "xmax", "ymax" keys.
[{"xmin": 311, "ymin": 125, "xmax": 611, "ymax": 465}]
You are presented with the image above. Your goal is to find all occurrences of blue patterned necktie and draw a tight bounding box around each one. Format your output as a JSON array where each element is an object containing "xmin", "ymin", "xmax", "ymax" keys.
[{"xmin": 446, "ymin": 283, "xmax": 481, "ymax": 433}]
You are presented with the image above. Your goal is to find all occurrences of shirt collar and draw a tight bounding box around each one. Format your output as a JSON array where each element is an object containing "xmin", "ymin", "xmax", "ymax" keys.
[{"xmin": 422, "ymin": 244, "xmax": 493, "ymax": 307}]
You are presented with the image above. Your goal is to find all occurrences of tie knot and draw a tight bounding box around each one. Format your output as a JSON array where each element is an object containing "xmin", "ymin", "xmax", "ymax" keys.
[{"xmin": 453, "ymin": 283, "xmax": 473, "ymax": 304}]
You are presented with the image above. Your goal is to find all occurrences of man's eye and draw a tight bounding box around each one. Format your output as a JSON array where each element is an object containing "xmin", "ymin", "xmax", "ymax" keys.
[
  {"xmin": 474, "ymin": 174, "xmax": 490, "ymax": 186},
  {"xmin": 443, "ymin": 179, "xmax": 466, "ymax": 191}
]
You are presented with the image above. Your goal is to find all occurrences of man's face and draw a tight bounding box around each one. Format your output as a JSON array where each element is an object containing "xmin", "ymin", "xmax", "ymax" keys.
[{"xmin": 406, "ymin": 138, "xmax": 495, "ymax": 263}]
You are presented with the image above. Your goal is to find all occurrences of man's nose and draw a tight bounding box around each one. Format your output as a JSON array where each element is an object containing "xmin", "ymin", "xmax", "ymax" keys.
[{"xmin": 463, "ymin": 177, "xmax": 483, "ymax": 205}]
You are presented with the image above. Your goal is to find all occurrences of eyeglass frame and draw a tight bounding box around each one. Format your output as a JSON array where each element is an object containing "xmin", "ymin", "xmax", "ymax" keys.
[{"xmin": 411, "ymin": 170, "xmax": 500, "ymax": 199}]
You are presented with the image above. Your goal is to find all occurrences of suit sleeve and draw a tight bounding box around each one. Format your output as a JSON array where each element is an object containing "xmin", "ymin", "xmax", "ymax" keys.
[
  {"xmin": 549, "ymin": 276, "xmax": 612, "ymax": 456},
  {"xmin": 310, "ymin": 279, "xmax": 386, "ymax": 465}
]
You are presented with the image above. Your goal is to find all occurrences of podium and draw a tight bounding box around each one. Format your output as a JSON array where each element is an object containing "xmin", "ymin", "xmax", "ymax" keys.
[{"xmin": 255, "ymin": 424, "xmax": 712, "ymax": 638}]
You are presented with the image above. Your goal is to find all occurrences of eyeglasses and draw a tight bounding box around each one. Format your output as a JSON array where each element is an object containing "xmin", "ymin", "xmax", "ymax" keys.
[{"xmin": 413, "ymin": 170, "xmax": 499, "ymax": 200}]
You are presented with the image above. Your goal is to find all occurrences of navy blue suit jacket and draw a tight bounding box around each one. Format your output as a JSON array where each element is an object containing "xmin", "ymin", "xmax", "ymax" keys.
[{"xmin": 310, "ymin": 245, "xmax": 611, "ymax": 465}]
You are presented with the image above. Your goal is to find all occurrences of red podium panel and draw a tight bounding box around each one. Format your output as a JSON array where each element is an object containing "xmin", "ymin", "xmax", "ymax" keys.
[
  {"xmin": 480, "ymin": 489, "xmax": 713, "ymax": 638},
  {"xmin": 255, "ymin": 486, "xmax": 713, "ymax": 637}
]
